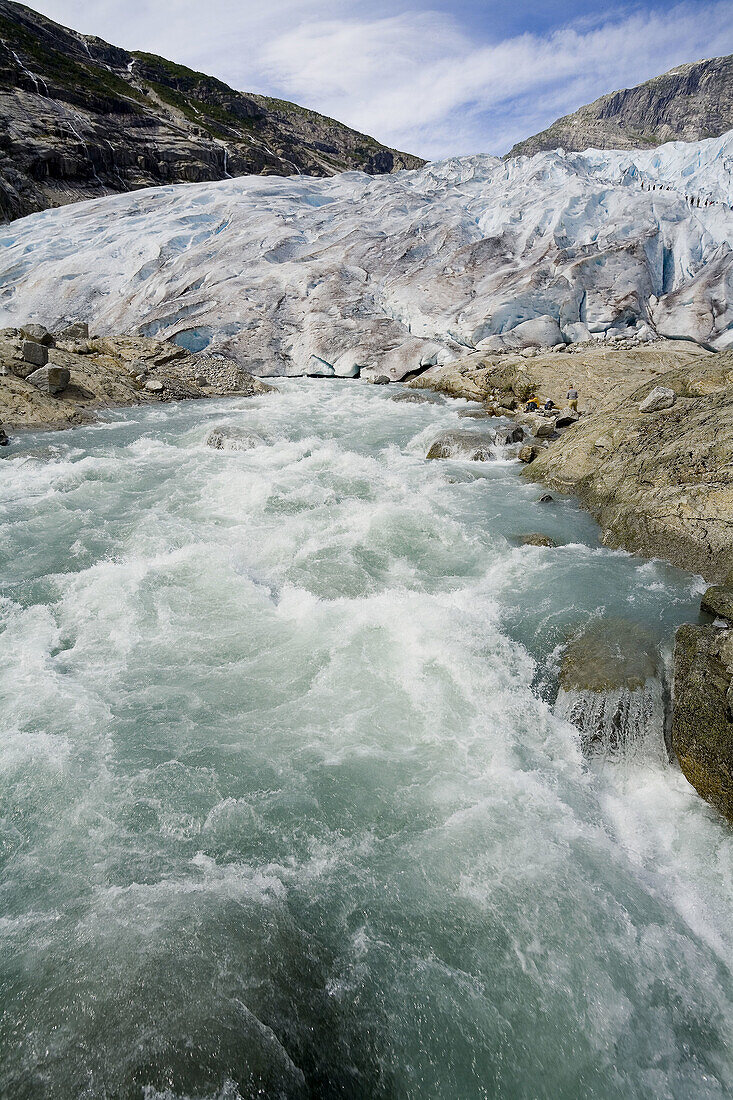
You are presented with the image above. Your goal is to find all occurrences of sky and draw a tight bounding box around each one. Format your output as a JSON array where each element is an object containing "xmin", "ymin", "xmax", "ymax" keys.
[{"xmin": 28, "ymin": 0, "xmax": 733, "ymax": 159}]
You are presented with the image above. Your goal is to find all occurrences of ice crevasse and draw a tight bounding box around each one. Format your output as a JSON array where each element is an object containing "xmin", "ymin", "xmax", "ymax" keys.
[{"xmin": 2, "ymin": 130, "xmax": 733, "ymax": 377}]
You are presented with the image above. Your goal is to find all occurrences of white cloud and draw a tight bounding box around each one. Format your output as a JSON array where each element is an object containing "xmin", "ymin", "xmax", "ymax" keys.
[{"xmin": 28, "ymin": 0, "xmax": 733, "ymax": 158}]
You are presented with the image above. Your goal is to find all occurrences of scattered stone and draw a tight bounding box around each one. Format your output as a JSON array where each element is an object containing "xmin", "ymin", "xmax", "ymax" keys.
[
  {"xmin": 26, "ymin": 365, "xmax": 70, "ymax": 395},
  {"xmin": 672, "ymin": 624, "xmax": 733, "ymax": 822},
  {"xmin": 426, "ymin": 430, "xmax": 496, "ymax": 461},
  {"xmin": 518, "ymin": 533, "xmax": 557, "ymax": 547},
  {"xmin": 144, "ymin": 379, "xmax": 164, "ymax": 393},
  {"xmin": 639, "ymin": 385, "xmax": 675, "ymax": 413},
  {"xmin": 21, "ymin": 323, "xmax": 53, "ymax": 346},
  {"xmin": 22, "ymin": 341, "xmax": 49, "ymax": 368},
  {"xmin": 701, "ymin": 585, "xmax": 733, "ymax": 622},
  {"xmin": 518, "ymin": 444, "xmax": 541, "ymax": 463}
]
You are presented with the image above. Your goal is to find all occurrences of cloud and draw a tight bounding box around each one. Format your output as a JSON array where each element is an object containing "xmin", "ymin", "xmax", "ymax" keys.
[
  {"xmin": 257, "ymin": 1, "xmax": 733, "ymax": 156},
  {"xmin": 29, "ymin": 0, "xmax": 733, "ymax": 159}
]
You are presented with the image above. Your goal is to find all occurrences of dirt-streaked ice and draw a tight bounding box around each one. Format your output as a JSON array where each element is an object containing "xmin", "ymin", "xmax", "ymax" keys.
[{"xmin": 2, "ymin": 133, "xmax": 733, "ymax": 375}]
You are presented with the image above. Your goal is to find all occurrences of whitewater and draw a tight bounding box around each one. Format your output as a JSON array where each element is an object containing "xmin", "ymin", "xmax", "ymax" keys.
[{"xmin": 0, "ymin": 381, "xmax": 731, "ymax": 1099}]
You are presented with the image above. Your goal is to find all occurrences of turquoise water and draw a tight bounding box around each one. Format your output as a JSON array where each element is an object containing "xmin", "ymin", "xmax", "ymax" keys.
[{"xmin": 0, "ymin": 381, "xmax": 731, "ymax": 1099}]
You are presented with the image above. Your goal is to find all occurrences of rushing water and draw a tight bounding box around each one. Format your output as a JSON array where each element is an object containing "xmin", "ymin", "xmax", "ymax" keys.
[{"xmin": 0, "ymin": 382, "xmax": 731, "ymax": 1100}]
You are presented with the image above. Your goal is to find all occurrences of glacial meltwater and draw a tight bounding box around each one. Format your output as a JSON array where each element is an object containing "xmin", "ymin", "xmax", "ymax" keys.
[{"xmin": 0, "ymin": 382, "xmax": 731, "ymax": 1100}]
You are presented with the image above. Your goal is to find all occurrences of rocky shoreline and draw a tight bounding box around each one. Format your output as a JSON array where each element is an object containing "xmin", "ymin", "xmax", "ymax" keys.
[
  {"xmin": 408, "ymin": 339, "xmax": 733, "ymax": 822},
  {"xmin": 0, "ymin": 323, "xmax": 275, "ymax": 434}
]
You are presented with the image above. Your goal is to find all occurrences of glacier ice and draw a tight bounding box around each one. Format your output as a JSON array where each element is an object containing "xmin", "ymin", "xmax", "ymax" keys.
[{"xmin": 2, "ymin": 133, "xmax": 733, "ymax": 377}]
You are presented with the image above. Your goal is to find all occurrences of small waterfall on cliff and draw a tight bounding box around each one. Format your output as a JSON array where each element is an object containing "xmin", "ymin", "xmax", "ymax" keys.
[{"xmin": 554, "ymin": 677, "xmax": 666, "ymax": 759}]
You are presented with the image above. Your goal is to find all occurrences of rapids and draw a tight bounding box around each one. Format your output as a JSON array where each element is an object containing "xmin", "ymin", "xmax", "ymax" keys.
[{"xmin": 0, "ymin": 382, "xmax": 731, "ymax": 1099}]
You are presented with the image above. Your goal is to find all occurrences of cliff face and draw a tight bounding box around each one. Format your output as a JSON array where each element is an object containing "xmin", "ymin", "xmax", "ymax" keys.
[
  {"xmin": 509, "ymin": 55, "xmax": 733, "ymax": 158},
  {"xmin": 0, "ymin": 0, "xmax": 424, "ymax": 221}
]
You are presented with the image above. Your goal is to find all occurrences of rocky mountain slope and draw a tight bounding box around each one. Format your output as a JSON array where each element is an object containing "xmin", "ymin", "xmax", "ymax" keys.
[
  {"xmin": 0, "ymin": 0, "xmax": 423, "ymax": 221},
  {"xmin": 509, "ymin": 55, "xmax": 733, "ymax": 157},
  {"xmin": 2, "ymin": 132, "xmax": 733, "ymax": 375}
]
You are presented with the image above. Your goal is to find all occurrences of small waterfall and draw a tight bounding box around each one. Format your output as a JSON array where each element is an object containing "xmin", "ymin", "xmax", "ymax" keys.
[{"xmin": 555, "ymin": 677, "xmax": 665, "ymax": 759}]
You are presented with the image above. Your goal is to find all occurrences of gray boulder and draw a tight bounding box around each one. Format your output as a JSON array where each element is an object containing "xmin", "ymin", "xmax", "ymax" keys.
[
  {"xmin": 206, "ymin": 427, "xmax": 267, "ymax": 451},
  {"xmin": 495, "ymin": 425, "xmax": 525, "ymax": 445},
  {"xmin": 21, "ymin": 324, "xmax": 53, "ymax": 347},
  {"xmin": 518, "ymin": 444, "xmax": 541, "ymax": 463},
  {"xmin": 555, "ymin": 409, "xmax": 579, "ymax": 429},
  {"xmin": 426, "ymin": 429, "xmax": 496, "ymax": 461},
  {"xmin": 60, "ymin": 322, "xmax": 89, "ymax": 340},
  {"xmin": 518, "ymin": 533, "xmax": 557, "ymax": 547},
  {"xmin": 144, "ymin": 379, "xmax": 164, "ymax": 393},
  {"xmin": 22, "ymin": 341, "xmax": 49, "ymax": 368},
  {"xmin": 26, "ymin": 365, "xmax": 70, "ymax": 394},
  {"xmin": 0, "ymin": 426, "xmax": 9, "ymax": 446},
  {"xmin": 639, "ymin": 386, "xmax": 675, "ymax": 413},
  {"xmin": 701, "ymin": 585, "xmax": 733, "ymax": 622}
]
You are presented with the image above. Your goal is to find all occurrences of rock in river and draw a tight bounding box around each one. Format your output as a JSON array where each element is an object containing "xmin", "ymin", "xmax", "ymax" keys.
[
  {"xmin": 672, "ymin": 624, "xmax": 733, "ymax": 821},
  {"xmin": 700, "ymin": 585, "xmax": 733, "ymax": 622},
  {"xmin": 426, "ymin": 430, "xmax": 496, "ymax": 461},
  {"xmin": 206, "ymin": 427, "xmax": 268, "ymax": 451}
]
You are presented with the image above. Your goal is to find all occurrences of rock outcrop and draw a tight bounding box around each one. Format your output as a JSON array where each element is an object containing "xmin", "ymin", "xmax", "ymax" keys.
[
  {"xmin": 0, "ymin": 326, "xmax": 274, "ymax": 431},
  {"xmin": 672, "ymin": 624, "xmax": 733, "ymax": 822},
  {"xmin": 509, "ymin": 55, "xmax": 733, "ymax": 158},
  {"xmin": 0, "ymin": 0, "xmax": 423, "ymax": 221}
]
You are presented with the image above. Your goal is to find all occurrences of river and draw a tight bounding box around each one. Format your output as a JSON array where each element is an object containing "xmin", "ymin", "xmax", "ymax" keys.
[{"xmin": 1, "ymin": 381, "xmax": 731, "ymax": 1099}]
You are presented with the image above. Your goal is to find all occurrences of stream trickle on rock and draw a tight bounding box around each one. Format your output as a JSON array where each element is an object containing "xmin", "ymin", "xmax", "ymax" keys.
[{"xmin": 0, "ymin": 382, "xmax": 731, "ymax": 1100}]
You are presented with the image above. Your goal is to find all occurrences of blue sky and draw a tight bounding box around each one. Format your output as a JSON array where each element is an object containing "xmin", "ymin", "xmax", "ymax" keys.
[{"xmin": 31, "ymin": 0, "xmax": 733, "ymax": 158}]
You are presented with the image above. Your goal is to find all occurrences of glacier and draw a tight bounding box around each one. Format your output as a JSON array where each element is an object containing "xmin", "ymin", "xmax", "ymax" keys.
[{"xmin": 2, "ymin": 131, "xmax": 733, "ymax": 377}]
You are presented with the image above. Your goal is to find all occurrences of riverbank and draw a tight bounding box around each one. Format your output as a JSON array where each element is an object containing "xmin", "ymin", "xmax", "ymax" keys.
[{"xmin": 0, "ymin": 325, "xmax": 274, "ymax": 433}]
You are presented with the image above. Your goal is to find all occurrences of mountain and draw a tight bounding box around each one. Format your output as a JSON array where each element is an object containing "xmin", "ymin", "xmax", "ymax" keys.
[
  {"xmin": 2, "ymin": 133, "xmax": 732, "ymax": 377},
  {"xmin": 509, "ymin": 55, "xmax": 733, "ymax": 158},
  {"xmin": 0, "ymin": 0, "xmax": 424, "ymax": 221}
]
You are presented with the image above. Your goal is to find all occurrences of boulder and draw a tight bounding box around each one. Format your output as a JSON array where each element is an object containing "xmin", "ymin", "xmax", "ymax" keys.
[
  {"xmin": 370, "ymin": 375, "xmax": 390, "ymax": 385},
  {"xmin": 26, "ymin": 365, "xmax": 70, "ymax": 394},
  {"xmin": 22, "ymin": 341, "xmax": 48, "ymax": 368},
  {"xmin": 701, "ymin": 586, "xmax": 733, "ymax": 622},
  {"xmin": 511, "ymin": 315, "xmax": 564, "ymax": 348},
  {"xmin": 517, "ymin": 533, "xmax": 557, "ymax": 547},
  {"xmin": 206, "ymin": 427, "xmax": 267, "ymax": 451},
  {"xmin": 539, "ymin": 494, "xmax": 554, "ymax": 503},
  {"xmin": 495, "ymin": 425, "xmax": 525, "ymax": 445},
  {"xmin": 144, "ymin": 379, "xmax": 164, "ymax": 393},
  {"xmin": 528, "ymin": 417, "xmax": 555, "ymax": 438},
  {"xmin": 0, "ymin": 426, "xmax": 9, "ymax": 446},
  {"xmin": 59, "ymin": 321, "xmax": 89, "ymax": 340},
  {"xmin": 639, "ymin": 385, "xmax": 675, "ymax": 413},
  {"xmin": 21, "ymin": 323, "xmax": 53, "ymax": 346},
  {"xmin": 390, "ymin": 391, "xmax": 433, "ymax": 404},
  {"xmin": 426, "ymin": 430, "xmax": 496, "ymax": 461},
  {"xmin": 555, "ymin": 409, "xmax": 579, "ymax": 429},
  {"xmin": 518, "ymin": 444, "xmax": 541, "ymax": 463},
  {"xmin": 672, "ymin": 624, "xmax": 733, "ymax": 821}
]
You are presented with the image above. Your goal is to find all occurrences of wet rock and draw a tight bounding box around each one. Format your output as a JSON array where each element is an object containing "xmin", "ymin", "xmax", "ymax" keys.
[
  {"xmin": 518, "ymin": 444, "xmax": 541, "ymax": 463},
  {"xmin": 206, "ymin": 427, "xmax": 267, "ymax": 451},
  {"xmin": 0, "ymin": 426, "xmax": 9, "ymax": 446},
  {"xmin": 144, "ymin": 379, "xmax": 164, "ymax": 393},
  {"xmin": 21, "ymin": 324, "xmax": 53, "ymax": 347},
  {"xmin": 517, "ymin": 533, "xmax": 557, "ymax": 547},
  {"xmin": 370, "ymin": 375, "xmax": 390, "ymax": 385},
  {"xmin": 555, "ymin": 619, "xmax": 662, "ymax": 755},
  {"xmin": 26, "ymin": 365, "xmax": 70, "ymax": 394},
  {"xmin": 701, "ymin": 585, "xmax": 733, "ymax": 621},
  {"xmin": 539, "ymin": 494, "xmax": 554, "ymax": 503},
  {"xmin": 672, "ymin": 624, "xmax": 733, "ymax": 821},
  {"xmin": 495, "ymin": 425, "xmax": 525, "ymax": 445},
  {"xmin": 22, "ymin": 341, "xmax": 49, "ymax": 368},
  {"xmin": 390, "ymin": 391, "xmax": 432, "ymax": 404},
  {"xmin": 458, "ymin": 408, "xmax": 490, "ymax": 419},
  {"xmin": 639, "ymin": 385, "xmax": 675, "ymax": 412},
  {"xmin": 426, "ymin": 430, "xmax": 496, "ymax": 461}
]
